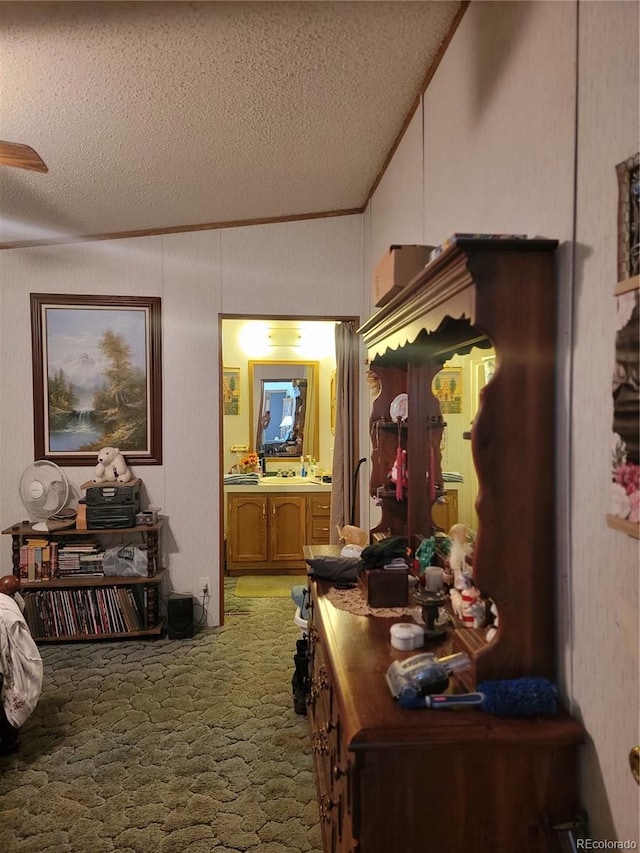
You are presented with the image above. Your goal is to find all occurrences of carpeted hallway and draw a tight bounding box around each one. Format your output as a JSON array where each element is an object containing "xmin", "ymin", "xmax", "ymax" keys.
[{"xmin": 0, "ymin": 578, "xmax": 321, "ymax": 853}]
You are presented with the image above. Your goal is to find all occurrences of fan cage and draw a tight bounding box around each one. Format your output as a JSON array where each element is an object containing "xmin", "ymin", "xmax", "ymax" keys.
[{"xmin": 19, "ymin": 461, "xmax": 70, "ymax": 521}]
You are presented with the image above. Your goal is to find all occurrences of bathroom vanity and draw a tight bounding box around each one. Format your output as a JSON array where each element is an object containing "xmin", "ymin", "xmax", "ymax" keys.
[{"xmin": 226, "ymin": 478, "xmax": 331, "ymax": 573}]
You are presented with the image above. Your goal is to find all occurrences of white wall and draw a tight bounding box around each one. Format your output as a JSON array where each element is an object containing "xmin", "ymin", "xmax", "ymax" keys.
[
  {"xmin": 572, "ymin": 0, "xmax": 640, "ymax": 839},
  {"xmin": 366, "ymin": 0, "xmax": 639, "ymax": 842},
  {"xmin": 0, "ymin": 215, "xmax": 363, "ymax": 627}
]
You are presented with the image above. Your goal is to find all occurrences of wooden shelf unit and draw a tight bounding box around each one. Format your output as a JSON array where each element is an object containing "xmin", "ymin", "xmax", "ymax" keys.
[
  {"xmin": 2, "ymin": 520, "xmax": 165, "ymax": 641},
  {"xmin": 359, "ymin": 237, "xmax": 564, "ymax": 687}
]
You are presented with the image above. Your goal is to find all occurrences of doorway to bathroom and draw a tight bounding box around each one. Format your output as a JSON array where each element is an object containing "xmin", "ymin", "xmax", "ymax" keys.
[{"xmin": 219, "ymin": 315, "xmax": 359, "ymax": 620}]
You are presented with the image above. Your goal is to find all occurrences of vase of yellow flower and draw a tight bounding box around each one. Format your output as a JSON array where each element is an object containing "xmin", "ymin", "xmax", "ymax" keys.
[{"xmin": 239, "ymin": 451, "xmax": 260, "ymax": 474}]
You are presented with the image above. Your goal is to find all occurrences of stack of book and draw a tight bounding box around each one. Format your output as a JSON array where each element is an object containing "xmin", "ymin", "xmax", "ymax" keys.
[
  {"xmin": 57, "ymin": 538, "xmax": 105, "ymax": 577},
  {"xmin": 23, "ymin": 586, "xmax": 144, "ymax": 638},
  {"xmin": 19, "ymin": 538, "xmax": 58, "ymax": 581}
]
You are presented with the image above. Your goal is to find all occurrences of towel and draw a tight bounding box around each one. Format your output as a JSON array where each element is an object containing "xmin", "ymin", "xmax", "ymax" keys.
[{"xmin": 224, "ymin": 473, "xmax": 260, "ymax": 485}]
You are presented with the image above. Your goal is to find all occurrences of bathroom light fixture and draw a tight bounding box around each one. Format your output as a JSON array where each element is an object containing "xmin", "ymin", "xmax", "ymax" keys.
[{"xmin": 267, "ymin": 327, "xmax": 302, "ymax": 347}]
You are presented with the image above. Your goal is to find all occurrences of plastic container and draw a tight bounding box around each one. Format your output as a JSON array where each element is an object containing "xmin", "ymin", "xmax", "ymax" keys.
[
  {"xmin": 390, "ymin": 622, "xmax": 424, "ymax": 650},
  {"xmin": 294, "ymin": 606, "xmax": 308, "ymax": 638}
]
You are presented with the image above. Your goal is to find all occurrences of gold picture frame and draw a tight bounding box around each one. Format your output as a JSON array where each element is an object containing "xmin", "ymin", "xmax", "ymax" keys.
[
  {"xmin": 432, "ymin": 366, "xmax": 463, "ymax": 414},
  {"xmin": 222, "ymin": 368, "xmax": 240, "ymax": 416}
]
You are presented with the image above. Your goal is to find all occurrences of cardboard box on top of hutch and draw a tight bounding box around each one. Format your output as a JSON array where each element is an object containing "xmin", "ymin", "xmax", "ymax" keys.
[{"xmin": 372, "ymin": 244, "xmax": 434, "ymax": 308}]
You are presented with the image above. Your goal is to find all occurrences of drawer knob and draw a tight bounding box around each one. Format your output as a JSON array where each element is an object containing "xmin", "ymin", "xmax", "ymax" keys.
[
  {"xmin": 319, "ymin": 793, "xmax": 335, "ymax": 821},
  {"xmin": 317, "ymin": 665, "xmax": 330, "ymax": 689},
  {"xmin": 312, "ymin": 729, "xmax": 329, "ymax": 754}
]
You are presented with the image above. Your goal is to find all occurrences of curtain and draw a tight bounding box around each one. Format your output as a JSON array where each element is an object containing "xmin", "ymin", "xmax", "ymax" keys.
[{"xmin": 330, "ymin": 321, "xmax": 360, "ymax": 543}]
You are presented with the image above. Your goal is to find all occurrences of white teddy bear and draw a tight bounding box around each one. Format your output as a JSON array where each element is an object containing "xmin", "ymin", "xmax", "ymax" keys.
[{"xmin": 93, "ymin": 447, "xmax": 132, "ymax": 484}]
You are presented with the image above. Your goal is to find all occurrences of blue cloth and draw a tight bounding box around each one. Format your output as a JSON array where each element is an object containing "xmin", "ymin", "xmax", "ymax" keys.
[{"xmin": 291, "ymin": 584, "xmax": 310, "ymax": 620}]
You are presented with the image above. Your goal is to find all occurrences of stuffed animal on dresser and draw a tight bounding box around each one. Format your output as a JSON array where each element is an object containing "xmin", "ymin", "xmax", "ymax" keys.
[
  {"xmin": 336, "ymin": 524, "xmax": 368, "ymax": 548},
  {"xmin": 92, "ymin": 447, "xmax": 132, "ymax": 484},
  {"xmin": 447, "ymin": 523, "xmax": 472, "ymax": 582}
]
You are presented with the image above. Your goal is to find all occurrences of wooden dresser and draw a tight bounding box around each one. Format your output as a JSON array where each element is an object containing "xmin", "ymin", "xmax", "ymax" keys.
[
  {"xmin": 307, "ymin": 576, "xmax": 584, "ymax": 853},
  {"xmin": 304, "ymin": 239, "xmax": 585, "ymax": 851}
]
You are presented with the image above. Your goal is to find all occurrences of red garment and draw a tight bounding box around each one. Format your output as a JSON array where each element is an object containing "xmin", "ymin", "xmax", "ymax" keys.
[{"xmin": 395, "ymin": 447, "xmax": 403, "ymax": 500}]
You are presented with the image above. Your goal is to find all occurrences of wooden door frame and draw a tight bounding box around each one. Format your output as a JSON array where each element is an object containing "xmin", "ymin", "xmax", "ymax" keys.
[{"xmin": 218, "ymin": 313, "xmax": 360, "ymax": 624}]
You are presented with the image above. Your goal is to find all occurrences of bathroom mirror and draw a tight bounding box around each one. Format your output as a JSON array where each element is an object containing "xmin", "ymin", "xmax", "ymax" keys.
[{"xmin": 249, "ymin": 361, "xmax": 319, "ymax": 459}]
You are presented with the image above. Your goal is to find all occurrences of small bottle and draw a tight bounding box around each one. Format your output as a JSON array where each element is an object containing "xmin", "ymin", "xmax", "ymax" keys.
[{"xmin": 300, "ymin": 456, "xmax": 307, "ymax": 477}]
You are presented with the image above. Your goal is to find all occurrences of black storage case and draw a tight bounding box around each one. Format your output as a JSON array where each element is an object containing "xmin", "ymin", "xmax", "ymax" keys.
[
  {"xmin": 85, "ymin": 483, "xmax": 141, "ymax": 509},
  {"xmin": 87, "ymin": 505, "xmax": 138, "ymax": 529}
]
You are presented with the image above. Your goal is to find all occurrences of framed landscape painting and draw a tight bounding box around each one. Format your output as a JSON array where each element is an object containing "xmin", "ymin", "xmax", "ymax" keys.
[{"xmin": 30, "ymin": 293, "xmax": 163, "ymax": 465}]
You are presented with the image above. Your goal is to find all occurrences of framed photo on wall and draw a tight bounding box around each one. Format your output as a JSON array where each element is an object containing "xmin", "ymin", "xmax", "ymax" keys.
[
  {"xmin": 30, "ymin": 293, "xmax": 163, "ymax": 465},
  {"xmin": 432, "ymin": 366, "xmax": 463, "ymax": 414},
  {"xmin": 222, "ymin": 367, "xmax": 240, "ymax": 415}
]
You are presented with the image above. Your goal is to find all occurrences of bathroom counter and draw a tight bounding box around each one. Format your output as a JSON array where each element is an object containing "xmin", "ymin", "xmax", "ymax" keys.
[{"xmin": 224, "ymin": 477, "xmax": 332, "ymax": 493}]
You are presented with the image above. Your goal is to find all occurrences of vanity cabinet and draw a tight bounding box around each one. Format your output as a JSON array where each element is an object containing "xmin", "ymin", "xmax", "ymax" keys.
[
  {"xmin": 306, "ymin": 572, "xmax": 583, "ymax": 853},
  {"xmin": 227, "ymin": 493, "xmax": 270, "ymax": 566},
  {"xmin": 227, "ymin": 493, "xmax": 306, "ymax": 572},
  {"xmin": 226, "ymin": 486, "xmax": 332, "ymax": 572},
  {"xmin": 430, "ymin": 487, "xmax": 458, "ymax": 531}
]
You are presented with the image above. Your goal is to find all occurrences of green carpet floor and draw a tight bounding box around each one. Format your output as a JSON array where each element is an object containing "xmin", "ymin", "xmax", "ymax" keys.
[{"xmin": 0, "ymin": 578, "xmax": 321, "ymax": 853}]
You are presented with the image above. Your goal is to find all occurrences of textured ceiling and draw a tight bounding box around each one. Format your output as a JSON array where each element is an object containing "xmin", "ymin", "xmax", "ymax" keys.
[{"xmin": 0, "ymin": 1, "xmax": 464, "ymax": 248}]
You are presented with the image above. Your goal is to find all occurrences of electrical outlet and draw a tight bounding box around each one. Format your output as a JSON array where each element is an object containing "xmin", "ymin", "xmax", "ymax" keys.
[
  {"xmin": 230, "ymin": 444, "xmax": 249, "ymax": 453},
  {"xmin": 199, "ymin": 576, "xmax": 212, "ymax": 597}
]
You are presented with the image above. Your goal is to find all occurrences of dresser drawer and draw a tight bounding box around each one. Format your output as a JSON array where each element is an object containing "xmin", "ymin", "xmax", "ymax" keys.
[{"xmin": 309, "ymin": 619, "xmax": 354, "ymax": 853}]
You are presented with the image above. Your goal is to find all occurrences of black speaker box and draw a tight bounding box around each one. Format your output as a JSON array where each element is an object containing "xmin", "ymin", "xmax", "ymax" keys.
[{"xmin": 167, "ymin": 593, "xmax": 194, "ymax": 639}]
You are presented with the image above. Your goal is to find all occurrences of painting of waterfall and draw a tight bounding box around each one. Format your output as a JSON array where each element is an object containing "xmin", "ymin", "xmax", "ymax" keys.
[{"xmin": 30, "ymin": 294, "xmax": 163, "ymax": 466}]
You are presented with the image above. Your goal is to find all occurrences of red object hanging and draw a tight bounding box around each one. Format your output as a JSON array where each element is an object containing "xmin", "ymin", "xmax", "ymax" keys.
[
  {"xmin": 395, "ymin": 446, "xmax": 404, "ymax": 500},
  {"xmin": 429, "ymin": 446, "xmax": 436, "ymax": 501}
]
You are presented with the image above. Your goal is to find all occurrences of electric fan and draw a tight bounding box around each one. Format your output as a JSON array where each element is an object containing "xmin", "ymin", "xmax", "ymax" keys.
[{"xmin": 19, "ymin": 461, "xmax": 72, "ymax": 531}]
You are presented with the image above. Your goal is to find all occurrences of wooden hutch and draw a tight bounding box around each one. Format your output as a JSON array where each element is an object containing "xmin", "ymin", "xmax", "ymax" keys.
[
  {"xmin": 304, "ymin": 238, "xmax": 584, "ymax": 853},
  {"xmin": 360, "ymin": 237, "xmax": 564, "ymax": 685}
]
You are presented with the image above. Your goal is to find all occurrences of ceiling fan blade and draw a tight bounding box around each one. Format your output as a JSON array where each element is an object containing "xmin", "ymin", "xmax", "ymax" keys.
[{"xmin": 0, "ymin": 141, "xmax": 48, "ymax": 173}]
